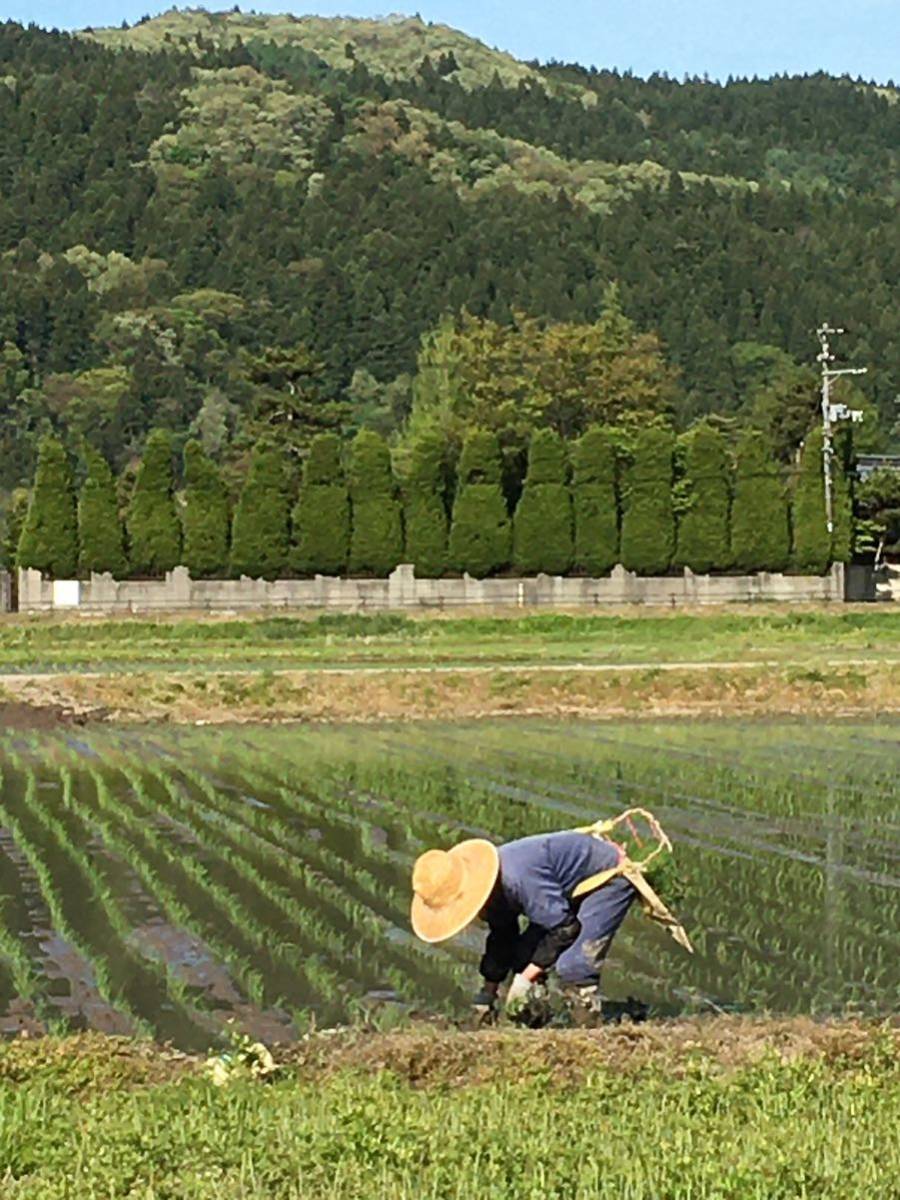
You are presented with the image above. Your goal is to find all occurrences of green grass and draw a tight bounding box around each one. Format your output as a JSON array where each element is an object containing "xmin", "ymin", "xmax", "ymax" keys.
[
  {"xmin": 0, "ymin": 608, "xmax": 898, "ymax": 673},
  {"xmin": 1, "ymin": 1033, "xmax": 897, "ymax": 1199}
]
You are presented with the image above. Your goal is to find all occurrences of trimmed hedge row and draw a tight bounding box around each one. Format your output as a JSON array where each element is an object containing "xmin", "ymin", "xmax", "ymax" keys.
[{"xmin": 15, "ymin": 423, "xmax": 850, "ymax": 580}]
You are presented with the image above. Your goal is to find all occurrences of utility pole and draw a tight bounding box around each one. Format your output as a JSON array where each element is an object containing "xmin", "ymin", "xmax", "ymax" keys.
[{"xmin": 816, "ymin": 325, "xmax": 867, "ymax": 534}]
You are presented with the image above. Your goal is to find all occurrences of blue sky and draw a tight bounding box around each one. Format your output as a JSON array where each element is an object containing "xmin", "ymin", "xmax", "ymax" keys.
[{"xmin": 6, "ymin": 1, "xmax": 899, "ymax": 83}]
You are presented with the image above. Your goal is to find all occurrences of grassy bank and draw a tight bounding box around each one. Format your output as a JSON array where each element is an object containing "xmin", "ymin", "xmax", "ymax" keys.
[
  {"xmin": 1, "ymin": 1021, "xmax": 897, "ymax": 1199},
  {"xmin": 2, "ymin": 658, "xmax": 896, "ymax": 724},
  {"xmin": 0, "ymin": 606, "xmax": 897, "ymax": 673}
]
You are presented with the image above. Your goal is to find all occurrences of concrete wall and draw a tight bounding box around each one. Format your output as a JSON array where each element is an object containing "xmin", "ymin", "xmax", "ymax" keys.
[
  {"xmin": 0, "ymin": 570, "xmax": 9, "ymax": 614},
  {"xmin": 17, "ymin": 562, "xmax": 847, "ymax": 614}
]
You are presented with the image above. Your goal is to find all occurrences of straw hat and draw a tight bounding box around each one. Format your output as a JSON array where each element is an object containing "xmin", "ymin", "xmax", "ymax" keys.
[{"xmin": 410, "ymin": 839, "xmax": 500, "ymax": 943}]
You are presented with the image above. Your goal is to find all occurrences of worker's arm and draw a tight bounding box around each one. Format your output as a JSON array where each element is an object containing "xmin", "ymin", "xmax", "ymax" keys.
[{"xmin": 479, "ymin": 910, "xmax": 520, "ymax": 984}]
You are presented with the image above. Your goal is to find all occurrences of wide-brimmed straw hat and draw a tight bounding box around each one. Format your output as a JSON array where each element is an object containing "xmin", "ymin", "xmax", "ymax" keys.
[{"xmin": 410, "ymin": 839, "xmax": 500, "ymax": 943}]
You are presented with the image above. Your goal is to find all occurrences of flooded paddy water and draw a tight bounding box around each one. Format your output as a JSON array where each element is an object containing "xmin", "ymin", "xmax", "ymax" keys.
[{"xmin": 0, "ymin": 718, "xmax": 896, "ymax": 1049}]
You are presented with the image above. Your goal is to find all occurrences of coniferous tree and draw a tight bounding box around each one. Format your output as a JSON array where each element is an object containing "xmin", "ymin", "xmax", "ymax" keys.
[
  {"xmin": 448, "ymin": 429, "xmax": 511, "ymax": 577},
  {"xmin": 791, "ymin": 427, "xmax": 832, "ymax": 573},
  {"xmin": 78, "ymin": 445, "xmax": 126, "ymax": 576},
  {"xmin": 730, "ymin": 430, "xmax": 790, "ymax": 572},
  {"xmin": 126, "ymin": 429, "xmax": 182, "ymax": 577},
  {"xmin": 348, "ymin": 429, "xmax": 403, "ymax": 576},
  {"xmin": 675, "ymin": 422, "xmax": 731, "ymax": 573},
  {"xmin": 571, "ymin": 425, "xmax": 618, "ymax": 575},
  {"xmin": 181, "ymin": 440, "xmax": 229, "ymax": 578},
  {"xmin": 1, "ymin": 489, "xmax": 29, "ymax": 571},
  {"xmin": 513, "ymin": 429, "xmax": 572, "ymax": 574},
  {"xmin": 403, "ymin": 430, "xmax": 447, "ymax": 577},
  {"xmin": 291, "ymin": 433, "xmax": 350, "ymax": 575},
  {"xmin": 229, "ymin": 440, "xmax": 290, "ymax": 580},
  {"xmin": 620, "ymin": 426, "xmax": 675, "ymax": 575},
  {"xmin": 17, "ymin": 435, "xmax": 77, "ymax": 578},
  {"xmin": 831, "ymin": 450, "xmax": 853, "ymax": 565}
]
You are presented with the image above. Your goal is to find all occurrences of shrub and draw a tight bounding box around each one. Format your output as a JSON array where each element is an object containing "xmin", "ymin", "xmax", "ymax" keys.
[
  {"xmin": 348, "ymin": 430, "xmax": 403, "ymax": 576},
  {"xmin": 571, "ymin": 426, "xmax": 618, "ymax": 575},
  {"xmin": 730, "ymin": 430, "xmax": 790, "ymax": 572},
  {"xmin": 229, "ymin": 440, "xmax": 290, "ymax": 580},
  {"xmin": 181, "ymin": 440, "xmax": 230, "ymax": 578},
  {"xmin": 448, "ymin": 429, "xmax": 511, "ymax": 577},
  {"xmin": 78, "ymin": 446, "xmax": 126, "ymax": 577},
  {"xmin": 126, "ymin": 429, "xmax": 182, "ymax": 577},
  {"xmin": 620, "ymin": 426, "xmax": 675, "ymax": 575},
  {"xmin": 403, "ymin": 431, "xmax": 447, "ymax": 577},
  {"xmin": 513, "ymin": 429, "xmax": 572, "ymax": 574},
  {"xmin": 675, "ymin": 422, "xmax": 731, "ymax": 573},
  {"xmin": 291, "ymin": 433, "xmax": 350, "ymax": 576},
  {"xmin": 17, "ymin": 435, "xmax": 77, "ymax": 578}
]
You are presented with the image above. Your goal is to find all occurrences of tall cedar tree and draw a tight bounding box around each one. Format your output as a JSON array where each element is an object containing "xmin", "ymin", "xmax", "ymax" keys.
[
  {"xmin": 791, "ymin": 427, "xmax": 832, "ymax": 573},
  {"xmin": 831, "ymin": 446, "xmax": 853, "ymax": 564},
  {"xmin": 620, "ymin": 426, "xmax": 675, "ymax": 575},
  {"xmin": 291, "ymin": 433, "xmax": 350, "ymax": 575},
  {"xmin": 126, "ymin": 430, "xmax": 182, "ymax": 577},
  {"xmin": 78, "ymin": 445, "xmax": 126, "ymax": 576},
  {"xmin": 675, "ymin": 422, "xmax": 731, "ymax": 573},
  {"xmin": 2, "ymin": 489, "xmax": 29, "ymax": 571},
  {"xmin": 448, "ymin": 429, "xmax": 511, "ymax": 577},
  {"xmin": 181, "ymin": 440, "xmax": 230, "ymax": 578},
  {"xmin": 571, "ymin": 426, "xmax": 618, "ymax": 575},
  {"xmin": 348, "ymin": 430, "xmax": 403, "ymax": 576},
  {"xmin": 513, "ymin": 429, "xmax": 573, "ymax": 574},
  {"xmin": 17, "ymin": 436, "xmax": 77, "ymax": 578},
  {"xmin": 403, "ymin": 430, "xmax": 448, "ymax": 577},
  {"xmin": 730, "ymin": 430, "xmax": 790, "ymax": 572},
  {"xmin": 229, "ymin": 441, "xmax": 291, "ymax": 580}
]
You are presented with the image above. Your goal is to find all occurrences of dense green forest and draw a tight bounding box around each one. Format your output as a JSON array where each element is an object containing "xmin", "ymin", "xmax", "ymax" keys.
[{"xmin": 0, "ymin": 9, "xmax": 898, "ymax": 560}]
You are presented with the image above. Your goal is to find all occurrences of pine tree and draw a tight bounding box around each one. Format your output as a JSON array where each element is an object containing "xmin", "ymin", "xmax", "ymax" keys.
[
  {"xmin": 348, "ymin": 430, "xmax": 403, "ymax": 576},
  {"xmin": 791, "ymin": 427, "xmax": 831, "ymax": 573},
  {"xmin": 571, "ymin": 425, "xmax": 618, "ymax": 575},
  {"xmin": 620, "ymin": 426, "xmax": 675, "ymax": 575},
  {"xmin": 181, "ymin": 440, "xmax": 229, "ymax": 578},
  {"xmin": 229, "ymin": 440, "xmax": 291, "ymax": 580},
  {"xmin": 403, "ymin": 430, "xmax": 447, "ymax": 577},
  {"xmin": 291, "ymin": 433, "xmax": 350, "ymax": 576},
  {"xmin": 17, "ymin": 435, "xmax": 77, "ymax": 578},
  {"xmin": 674, "ymin": 422, "xmax": 731, "ymax": 573},
  {"xmin": 730, "ymin": 430, "xmax": 790, "ymax": 572},
  {"xmin": 78, "ymin": 445, "xmax": 126, "ymax": 577},
  {"xmin": 513, "ymin": 429, "xmax": 572, "ymax": 574},
  {"xmin": 448, "ymin": 429, "xmax": 511, "ymax": 577},
  {"xmin": 126, "ymin": 429, "xmax": 182, "ymax": 577}
]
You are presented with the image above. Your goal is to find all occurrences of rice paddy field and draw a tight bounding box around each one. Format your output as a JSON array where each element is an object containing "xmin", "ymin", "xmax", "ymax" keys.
[{"xmin": 0, "ymin": 717, "xmax": 896, "ymax": 1047}]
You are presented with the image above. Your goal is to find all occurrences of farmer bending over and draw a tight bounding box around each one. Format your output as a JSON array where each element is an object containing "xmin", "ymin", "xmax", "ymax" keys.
[{"xmin": 410, "ymin": 810, "xmax": 691, "ymax": 1019}]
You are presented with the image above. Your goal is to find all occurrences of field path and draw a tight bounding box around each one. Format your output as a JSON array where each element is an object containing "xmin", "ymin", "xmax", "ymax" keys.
[{"xmin": 1, "ymin": 654, "xmax": 899, "ymax": 683}]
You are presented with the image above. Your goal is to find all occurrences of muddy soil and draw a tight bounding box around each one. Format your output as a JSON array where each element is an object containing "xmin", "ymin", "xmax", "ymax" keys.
[{"xmin": 0, "ymin": 700, "xmax": 95, "ymax": 730}]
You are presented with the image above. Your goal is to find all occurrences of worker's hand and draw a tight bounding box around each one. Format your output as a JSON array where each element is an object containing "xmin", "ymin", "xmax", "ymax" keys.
[{"xmin": 504, "ymin": 972, "xmax": 535, "ymax": 1015}]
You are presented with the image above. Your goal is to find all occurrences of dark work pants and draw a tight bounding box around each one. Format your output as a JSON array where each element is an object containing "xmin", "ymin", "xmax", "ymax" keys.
[{"xmin": 508, "ymin": 877, "xmax": 637, "ymax": 985}]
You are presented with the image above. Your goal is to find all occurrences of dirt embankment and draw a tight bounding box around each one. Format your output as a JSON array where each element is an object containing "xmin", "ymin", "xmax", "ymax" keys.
[
  {"xmin": 0, "ymin": 699, "xmax": 95, "ymax": 730},
  {"xmin": 1, "ymin": 1017, "xmax": 894, "ymax": 1093},
  {"xmin": 0, "ymin": 660, "xmax": 895, "ymax": 724}
]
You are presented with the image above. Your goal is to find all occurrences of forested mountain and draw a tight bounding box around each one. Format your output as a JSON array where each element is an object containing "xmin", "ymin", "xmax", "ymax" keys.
[{"xmin": 0, "ymin": 9, "xmax": 898, "ymax": 511}]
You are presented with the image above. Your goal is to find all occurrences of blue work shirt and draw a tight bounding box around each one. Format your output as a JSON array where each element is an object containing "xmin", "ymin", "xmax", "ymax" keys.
[{"xmin": 480, "ymin": 830, "xmax": 635, "ymax": 982}]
